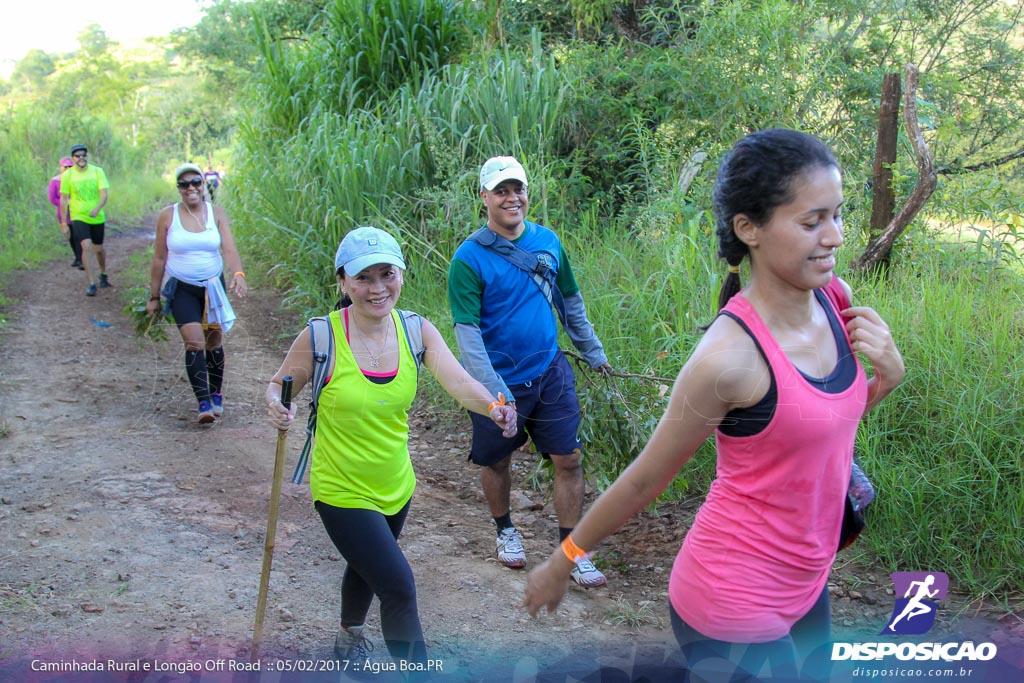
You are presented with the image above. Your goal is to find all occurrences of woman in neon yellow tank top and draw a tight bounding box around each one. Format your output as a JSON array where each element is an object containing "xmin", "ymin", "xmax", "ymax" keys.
[
  {"xmin": 266, "ymin": 226, "xmax": 517, "ymax": 670},
  {"xmin": 525, "ymin": 130, "xmax": 907, "ymax": 681}
]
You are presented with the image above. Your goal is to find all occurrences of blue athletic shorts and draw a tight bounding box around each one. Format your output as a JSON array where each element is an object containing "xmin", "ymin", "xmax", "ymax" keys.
[{"xmin": 468, "ymin": 349, "xmax": 582, "ymax": 466}]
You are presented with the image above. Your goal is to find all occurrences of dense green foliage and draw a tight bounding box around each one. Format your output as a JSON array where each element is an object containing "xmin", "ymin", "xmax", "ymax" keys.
[{"xmin": 2, "ymin": 0, "xmax": 1021, "ymax": 599}]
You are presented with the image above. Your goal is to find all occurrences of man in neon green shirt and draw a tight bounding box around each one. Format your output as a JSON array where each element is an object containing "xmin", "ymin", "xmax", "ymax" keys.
[{"xmin": 60, "ymin": 144, "xmax": 111, "ymax": 297}]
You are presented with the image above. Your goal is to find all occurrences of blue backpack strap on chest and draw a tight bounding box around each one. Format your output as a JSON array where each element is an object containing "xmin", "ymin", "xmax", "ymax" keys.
[
  {"xmin": 290, "ymin": 310, "xmax": 425, "ymax": 484},
  {"xmin": 468, "ymin": 226, "xmax": 568, "ymax": 328}
]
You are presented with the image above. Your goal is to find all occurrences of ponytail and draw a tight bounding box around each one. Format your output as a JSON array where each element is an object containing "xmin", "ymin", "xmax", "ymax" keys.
[{"xmin": 716, "ymin": 261, "xmax": 743, "ymax": 312}]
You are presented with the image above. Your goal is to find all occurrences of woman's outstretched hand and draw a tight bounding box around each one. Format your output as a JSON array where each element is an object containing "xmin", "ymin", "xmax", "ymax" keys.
[{"xmin": 524, "ymin": 554, "xmax": 572, "ymax": 618}]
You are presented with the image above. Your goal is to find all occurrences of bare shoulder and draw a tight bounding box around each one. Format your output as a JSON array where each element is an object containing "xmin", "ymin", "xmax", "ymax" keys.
[
  {"xmin": 684, "ymin": 314, "xmax": 768, "ymax": 407},
  {"xmin": 156, "ymin": 205, "xmax": 174, "ymax": 229}
]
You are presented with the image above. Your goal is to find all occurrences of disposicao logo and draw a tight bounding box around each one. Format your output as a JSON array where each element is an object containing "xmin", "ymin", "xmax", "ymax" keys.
[
  {"xmin": 882, "ymin": 571, "xmax": 948, "ymax": 635},
  {"xmin": 831, "ymin": 571, "xmax": 998, "ymax": 663}
]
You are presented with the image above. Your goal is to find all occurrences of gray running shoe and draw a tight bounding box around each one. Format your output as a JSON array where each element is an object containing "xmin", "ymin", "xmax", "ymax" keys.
[
  {"xmin": 570, "ymin": 554, "xmax": 607, "ymax": 588},
  {"xmin": 334, "ymin": 625, "xmax": 373, "ymax": 661},
  {"xmin": 496, "ymin": 527, "xmax": 526, "ymax": 568},
  {"xmin": 86, "ymin": 283, "xmax": 97, "ymax": 297}
]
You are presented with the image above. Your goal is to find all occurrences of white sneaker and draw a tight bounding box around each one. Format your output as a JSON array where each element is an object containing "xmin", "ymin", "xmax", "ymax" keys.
[
  {"xmin": 495, "ymin": 527, "xmax": 526, "ymax": 568},
  {"xmin": 570, "ymin": 554, "xmax": 607, "ymax": 588}
]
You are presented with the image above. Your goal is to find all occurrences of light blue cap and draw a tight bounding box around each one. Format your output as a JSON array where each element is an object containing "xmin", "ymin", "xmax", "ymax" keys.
[{"xmin": 335, "ymin": 226, "xmax": 406, "ymax": 275}]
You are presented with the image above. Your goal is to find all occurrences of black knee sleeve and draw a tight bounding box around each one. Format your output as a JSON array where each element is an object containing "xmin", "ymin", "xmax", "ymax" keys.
[
  {"xmin": 185, "ymin": 349, "xmax": 211, "ymax": 403},
  {"xmin": 206, "ymin": 347, "xmax": 225, "ymax": 395}
]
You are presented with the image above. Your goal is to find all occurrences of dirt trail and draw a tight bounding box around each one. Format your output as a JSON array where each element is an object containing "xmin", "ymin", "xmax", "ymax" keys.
[{"xmin": 0, "ymin": 225, "xmax": 1020, "ymax": 682}]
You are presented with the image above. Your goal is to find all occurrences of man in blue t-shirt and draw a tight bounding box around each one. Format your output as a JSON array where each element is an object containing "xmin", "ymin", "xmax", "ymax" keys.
[{"xmin": 448, "ymin": 156, "xmax": 612, "ymax": 588}]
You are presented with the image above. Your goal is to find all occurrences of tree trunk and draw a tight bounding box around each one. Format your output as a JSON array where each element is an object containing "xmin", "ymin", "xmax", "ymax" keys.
[
  {"xmin": 867, "ymin": 72, "xmax": 902, "ymax": 268},
  {"xmin": 853, "ymin": 64, "xmax": 936, "ymax": 273}
]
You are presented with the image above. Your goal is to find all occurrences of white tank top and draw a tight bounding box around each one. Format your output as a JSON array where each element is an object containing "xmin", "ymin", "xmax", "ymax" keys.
[{"xmin": 165, "ymin": 202, "xmax": 223, "ymax": 283}]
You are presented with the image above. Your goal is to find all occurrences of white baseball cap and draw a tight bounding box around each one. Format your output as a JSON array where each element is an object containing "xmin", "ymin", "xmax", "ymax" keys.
[
  {"xmin": 479, "ymin": 156, "xmax": 528, "ymax": 191},
  {"xmin": 335, "ymin": 226, "xmax": 406, "ymax": 275},
  {"xmin": 175, "ymin": 163, "xmax": 204, "ymax": 180}
]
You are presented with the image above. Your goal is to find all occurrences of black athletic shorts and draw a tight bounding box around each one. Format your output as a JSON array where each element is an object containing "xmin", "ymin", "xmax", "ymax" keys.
[
  {"xmin": 70, "ymin": 220, "xmax": 105, "ymax": 245},
  {"xmin": 167, "ymin": 275, "xmax": 226, "ymax": 328}
]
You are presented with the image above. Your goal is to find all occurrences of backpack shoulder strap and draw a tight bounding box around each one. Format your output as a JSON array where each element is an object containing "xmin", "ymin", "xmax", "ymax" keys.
[
  {"xmin": 291, "ymin": 315, "xmax": 333, "ymax": 484},
  {"xmin": 397, "ymin": 309, "xmax": 425, "ymax": 371},
  {"xmin": 469, "ymin": 226, "xmax": 542, "ymax": 275},
  {"xmin": 468, "ymin": 226, "xmax": 568, "ymax": 327},
  {"xmin": 307, "ymin": 316, "xmax": 333, "ymax": 411}
]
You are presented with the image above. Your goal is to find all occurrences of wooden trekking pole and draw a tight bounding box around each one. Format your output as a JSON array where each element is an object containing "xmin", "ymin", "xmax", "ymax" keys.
[{"xmin": 251, "ymin": 375, "xmax": 293, "ymax": 662}]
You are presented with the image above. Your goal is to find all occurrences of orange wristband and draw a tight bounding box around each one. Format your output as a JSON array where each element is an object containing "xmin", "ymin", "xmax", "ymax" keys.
[
  {"xmin": 561, "ymin": 534, "xmax": 587, "ymax": 563},
  {"xmin": 234, "ymin": 271, "xmax": 246, "ymax": 278},
  {"xmin": 487, "ymin": 392, "xmax": 507, "ymax": 414}
]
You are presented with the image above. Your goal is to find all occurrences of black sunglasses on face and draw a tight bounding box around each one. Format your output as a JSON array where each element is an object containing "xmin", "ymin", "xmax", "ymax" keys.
[
  {"xmin": 73, "ymin": 153, "xmax": 87, "ymax": 158},
  {"xmin": 177, "ymin": 178, "xmax": 204, "ymax": 189}
]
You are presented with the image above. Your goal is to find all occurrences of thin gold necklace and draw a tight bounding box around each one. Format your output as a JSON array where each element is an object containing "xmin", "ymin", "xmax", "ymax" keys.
[
  {"xmin": 352, "ymin": 316, "xmax": 390, "ymax": 368},
  {"xmin": 182, "ymin": 201, "xmax": 206, "ymax": 230}
]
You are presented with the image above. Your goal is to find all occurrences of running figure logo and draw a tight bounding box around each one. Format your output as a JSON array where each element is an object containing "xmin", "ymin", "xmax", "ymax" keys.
[{"xmin": 882, "ymin": 571, "xmax": 949, "ymax": 635}]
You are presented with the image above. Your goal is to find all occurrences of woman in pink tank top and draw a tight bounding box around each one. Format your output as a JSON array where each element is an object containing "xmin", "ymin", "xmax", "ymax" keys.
[{"xmin": 525, "ymin": 129, "xmax": 906, "ymax": 681}]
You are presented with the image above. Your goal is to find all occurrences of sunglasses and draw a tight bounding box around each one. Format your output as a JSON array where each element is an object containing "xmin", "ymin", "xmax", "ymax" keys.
[
  {"xmin": 177, "ymin": 178, "xmax": 204, "ymax": 189},
  {"xmin": 73, "ymin": 153, "xmax": 87, "ymax": 158}
]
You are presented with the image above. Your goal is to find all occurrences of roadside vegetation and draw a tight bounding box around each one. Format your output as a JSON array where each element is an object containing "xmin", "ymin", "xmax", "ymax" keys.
[{"xmin": 2, "ymin": 0, "xmax": 1021, "ymax": 600}]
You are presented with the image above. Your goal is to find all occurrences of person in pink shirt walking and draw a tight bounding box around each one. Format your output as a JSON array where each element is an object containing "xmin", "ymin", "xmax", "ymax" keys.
[
  {"xmin": 524, "ymin": 129, "xmax": 905, "ymax": 681},
  {"xmin": 48, "ymin": 156, "xmax": 82, "ymax": 269}
]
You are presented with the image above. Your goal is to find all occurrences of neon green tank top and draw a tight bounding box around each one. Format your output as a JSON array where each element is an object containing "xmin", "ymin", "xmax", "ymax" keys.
[{"xmin": 309, "ymin": 308, "xmax": 418, "ymax": 514}]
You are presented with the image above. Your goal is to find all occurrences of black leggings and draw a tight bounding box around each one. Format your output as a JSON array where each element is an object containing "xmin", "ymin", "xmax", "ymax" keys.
[
  {"xmin": 315, "ymin": 499, "xmax": 426, "ymax": 665},
  {"xmin": 670, "ymin": 584, "xmax": 832, "ymax": 682}
]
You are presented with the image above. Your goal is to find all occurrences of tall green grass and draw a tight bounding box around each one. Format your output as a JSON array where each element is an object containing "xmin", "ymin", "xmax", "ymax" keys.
[
  {"xmin": 233, "ymin": 30, "xmax": 573, "ymax": 315},
  {"xmin": 851, "ymin": 251, "xmax": 1023, "ymax": 597},
  {"xmin": 0, "ymin": 110, "xmax": 75, "ymax": 272}
]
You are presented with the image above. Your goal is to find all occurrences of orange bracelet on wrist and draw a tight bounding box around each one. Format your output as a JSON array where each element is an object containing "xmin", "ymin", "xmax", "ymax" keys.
[
  {"xmin": 487, "ymin": 392, "xmax": 507, "ymax": 414},
  {"xmin": 561, "ymin": 534, "xmax": 587, "ymax": 563}
]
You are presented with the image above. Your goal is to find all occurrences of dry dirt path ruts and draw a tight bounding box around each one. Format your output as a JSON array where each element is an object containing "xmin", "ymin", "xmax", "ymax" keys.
[{"xmin": 0, "ymin": 224, "xmax": 1020, "ymax": 683}]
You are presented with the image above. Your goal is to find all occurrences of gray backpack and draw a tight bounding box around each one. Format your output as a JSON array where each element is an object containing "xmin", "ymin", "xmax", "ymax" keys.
[{"xmin": 290, "ymin": 309, "xmax": 425, "ymax": 484}]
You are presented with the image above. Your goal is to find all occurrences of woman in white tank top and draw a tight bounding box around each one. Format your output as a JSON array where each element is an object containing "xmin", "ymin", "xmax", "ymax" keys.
[{"xmin": 146, "ymin": 163, "xmax": 248, "ymax": 424}]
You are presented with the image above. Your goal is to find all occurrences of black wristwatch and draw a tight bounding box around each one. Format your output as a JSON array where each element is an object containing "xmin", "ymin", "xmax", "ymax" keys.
[{"xmin": 149, "ymin": 296, "xmax": 161, "ymax": 302}]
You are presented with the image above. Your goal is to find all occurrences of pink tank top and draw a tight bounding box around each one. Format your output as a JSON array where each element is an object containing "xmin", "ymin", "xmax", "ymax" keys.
[{"xmin": 669, "ymin": 281, "xmax": 867, "ymax": 642}]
